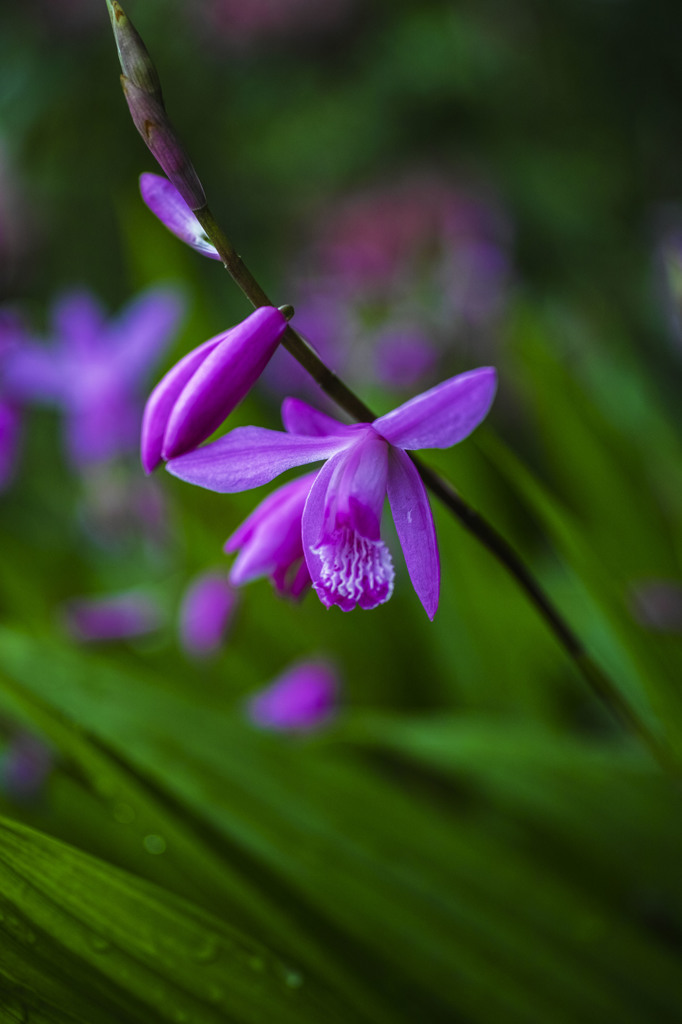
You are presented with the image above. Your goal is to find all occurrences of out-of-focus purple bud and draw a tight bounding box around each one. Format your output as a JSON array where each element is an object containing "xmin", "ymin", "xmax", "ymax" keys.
[
  {"xmin": 246, "ymin": 661, "xmax": 339, "ymax": 732},
  {"xmin": 179, "ymin": 570, "xmax": 238, "ymax": 657},
  {"xmin": 0, "ymin": 400, "xmax": 20, "ymax": 491},
  {"xmin": 121, "ymin": 79, "xmax": 206, "ymax": 211},
  {"xmin": 61, "ymin": 592, "xmax": 163, "ymax": 642},
  {"xmin": 106, "ymin": 0, "xmax": 163, "ymax": 98},
  {"xmin": 226, "ymin": 472, "xmax": 315, "ymax": 598},
  {"xmin": 630, "ymin": 581, "xmax": 682, "ymax": 633},
  {"xmin": 0, "ymin": 311, "xmax": 24, "ymax": 490},
  {"xmin": 141, "ymin": 305, "xmax": 288, "ymax": 473},
  {"xmin": 1, "ymin": 732, "xmax": 53, "ymax": 803}
]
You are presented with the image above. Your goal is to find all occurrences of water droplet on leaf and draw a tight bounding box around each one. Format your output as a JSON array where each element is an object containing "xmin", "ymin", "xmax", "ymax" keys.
[
  {"xmin": 112, "ymin": 800, "xmax": 136, "ymax": 824},
  {"xmin": 143, "ymin": 834, "xmax": 167, "ymax": 855}
]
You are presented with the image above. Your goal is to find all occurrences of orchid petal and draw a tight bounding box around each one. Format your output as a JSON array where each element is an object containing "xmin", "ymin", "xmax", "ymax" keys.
[
  {"xmin": 166, "ymin": 426, "xmax": 348, "ymax": 493},
  {"xmin": 225, "ymin": 472, "xmax": 315, "ymax": 552},
  {"xmin": 2, "ymin": 342, "xmax": 64, "ymax": 402},
  {"xmin": 139, "ymin": 173, "xmax": 220, "ymax": 260},
  {"xmin": 140, "ymin": 334, "xmax": 223, "ymax": 474},
  {"xmin": 281, "ymin": 397, "xmax": 355, "ymax": 437},
  {"xmin": 302, "ymin": 446, "xmax": 394, "ymax": 612},
  {"xmin": 386, "ymin": 447, "xmax": 440, "ymax": 620},
  {"xmin": 51, "ymin": 290, "xmax": 107, "ymax": 360},
  {"xmin": 374, "ymin": 367, "xmax": 497, "ymax": 450}
]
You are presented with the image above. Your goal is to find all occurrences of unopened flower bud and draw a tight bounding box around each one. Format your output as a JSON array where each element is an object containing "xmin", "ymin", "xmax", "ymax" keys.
[
  {"xmin": 106, "ymin": 0, "xmax": 163, "ymax": 99},
  {"xmin": 121, "ymin": 78, "xmax": 206, "ymax": 210},
  {"xmin": 106, "ymin": 0, "xmax": 206, "ymax": 211},
  {"xmin": 246, "ymin": 661, "xmax": 339, "ymax": 733},
  {"xmin": 141, "ymin": 305, "xmax": 288, "ymax": 473}
]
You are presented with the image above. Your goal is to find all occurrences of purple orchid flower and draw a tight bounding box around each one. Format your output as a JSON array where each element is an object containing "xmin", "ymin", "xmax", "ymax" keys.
[
  {"xmin": 178, "ymin": 569, "xmax": 238, "ymax": 657},
  {"xmin": 167, "ymin": 367, "xmax": 497, "ymax": 619},
  {"xmin": 4, "ymin": 286, "xmax": 183, "ymax": 468},
  {"xmin": 246, "ymin": 660, "xmax": 338, "ymax": 732},
  {"xmin": 225, "ymin": 472, "xmax": 316, "ymax": 598},
  {"xmin": 141, "ymin": 305, "xmax": 288, "ymax": 473}
]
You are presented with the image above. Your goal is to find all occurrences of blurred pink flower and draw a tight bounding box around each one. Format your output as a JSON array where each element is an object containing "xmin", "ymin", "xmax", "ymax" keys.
[
  {"xmin": 0, "ymin": 310, "xmax": 27, "ymax": 491},
  {"xmin": 630, "ymin": 580, "xmax": 682, "ymax": 633},
  {"xmin": 246, "ymin": 660, "xmax": 339, "ymax": 732},
  {"xmin": 61, "ymin": 592, "xmax": 164, "ymax": 642},
  {"xmin": 1, "ymin": 732, "xmax": 53, "ymax": 803},
  {"xmin": 178, "ymin": 570, "xmax": 238, "ymax": 657},
  {"xmin": 269, "ymin": 172, "xmax": 511, "ymax": 397},
  {"xmin": 78, "ymin": 465, "xmax": 169, "ymax": 551},
  {"xmin": 189, "ymin": 0, "xmax": 355, "ymax": 49}
]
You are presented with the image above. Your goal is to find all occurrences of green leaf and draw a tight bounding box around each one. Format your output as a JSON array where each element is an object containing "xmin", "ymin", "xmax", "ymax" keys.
[
  {"xmin": 1, "ymin": 629, "xmax": 681, "ymax": 1024},
  {"xmin": 0, "ymin": 815, "xmax": 345, "ymax": 1024}
]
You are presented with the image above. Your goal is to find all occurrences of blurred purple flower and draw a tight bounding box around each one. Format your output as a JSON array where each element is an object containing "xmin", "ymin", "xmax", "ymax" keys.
[
  {"xmin": 179, "ymin": 570, "xmax": 238, "ymax": 657},
  {"xmin": 61, "ymin": 592, "xmax": 163, "ymax": 642},
  {"xmin": 0, "ymin": 310, "xmax": 27, "ymax": 490},
  {"xmin": 0, "ymin": 400, "xmax": 20, "ymax": 490},
  {"xmin": 225, "ymin": 472, "xmax": 316, "ymax": 598},
  {"xmin": 630, "ymin": 581, "xmax": 682, "ymax": 633},
  {"xmin": 78, "ymin": 464, "xmax": 169, "ymax": 550},
  {"xmin": 373, "ymin": 329, "xmax": 439, "ymax": 389},
  {"xmin": 278, "ymin": 173, "xmax": 511, "ymax": 396},
  {"xmin": 1, "ymin": 732, "xmax": 53, "ymax": 802},
  {"xmin": 29, "ymin": 0, "xmax": 102, "ymax": 34},
  {"xmin": 246, "ymin": 660, "xmax": 338, "ymax": 732},
  {"xmin": 5, "ymin": 286, "xmax": 183, "ymax": 469},
  {"xmin": 167, "ymin": 368, "xmax": 497, "ymax": 619},
  {"xmin": 188, "ymin": 0, "xmax": 355, "ymax": 50},
  {"xmin": 141, "ymin": 305, "xmax": 287, "ymax": 473}
]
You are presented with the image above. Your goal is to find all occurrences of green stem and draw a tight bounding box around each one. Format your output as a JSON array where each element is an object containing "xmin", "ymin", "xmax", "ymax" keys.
[{"xmin": 194, "ymin": 205, "xmax": 674, "ymax": 771}]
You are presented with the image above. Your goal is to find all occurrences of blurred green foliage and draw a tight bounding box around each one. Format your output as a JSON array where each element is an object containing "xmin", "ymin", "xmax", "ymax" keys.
[{"xmin": 0, "ymin": 1, "xmax": 682, "ymax": 1021}]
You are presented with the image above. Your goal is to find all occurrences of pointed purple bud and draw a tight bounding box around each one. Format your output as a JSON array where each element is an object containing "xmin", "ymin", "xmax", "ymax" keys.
[
  {"xmin": 106, "ymin": 0, "xmax": 163, "ymax": 99},
  {"xmin": 246, "ymin": 661, "xmax": 339, "ymax": 733},
  {"xmin": 178, "ymin": 570, "xmax": 238, "ymax": 657},
  {"xmin": 121, "ymin": 79, "xmax": 206, "ymax": 211},
  {"xmin": 140, "ymin": 173, "xmax": 220, "ymax": 259},
  {"xmin": 141, "ymin": 306, "xmax": 288, "ymax": 472}
]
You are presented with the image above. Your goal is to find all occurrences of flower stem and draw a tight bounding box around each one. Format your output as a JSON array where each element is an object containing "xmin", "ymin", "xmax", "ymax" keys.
[{"xmin": 194, "ymin": 204, "xmax": 674, "ymax": 771}]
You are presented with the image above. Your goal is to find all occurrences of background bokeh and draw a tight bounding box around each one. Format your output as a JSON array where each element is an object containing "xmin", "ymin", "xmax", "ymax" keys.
[{"xmin": 1, "ymin": 2, "xmax": 682, "ymax": 1022}]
